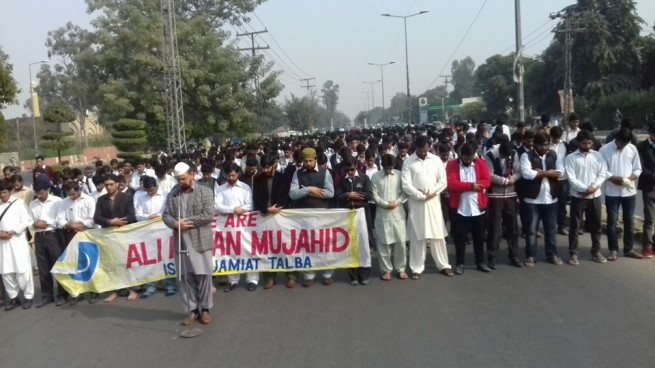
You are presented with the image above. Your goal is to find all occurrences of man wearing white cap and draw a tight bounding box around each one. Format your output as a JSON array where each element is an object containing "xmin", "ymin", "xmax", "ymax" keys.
[{"xmin": 162, "ymin": 162, "xmax": 215, "ymax": 326}]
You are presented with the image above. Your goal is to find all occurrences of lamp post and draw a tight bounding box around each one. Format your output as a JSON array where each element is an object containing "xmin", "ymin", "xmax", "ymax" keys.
[
  {"xmin": 381, "ymin": 10, "xmax": 428, "ymax": 124},
  {"xmin": 29, "ymin": 60, "xmax": 48, "ymax": 153},
  {"xmin": 368, "ymin": 61, "xmax": 394, "ymax": 125}
]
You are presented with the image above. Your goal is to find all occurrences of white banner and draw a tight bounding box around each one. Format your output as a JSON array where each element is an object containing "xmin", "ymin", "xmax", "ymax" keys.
[{"xmin": 52, "ymin": 208, "xmax": 370, "ymax": 296}]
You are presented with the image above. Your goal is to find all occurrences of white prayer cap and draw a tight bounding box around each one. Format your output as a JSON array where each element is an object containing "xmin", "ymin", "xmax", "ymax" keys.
[{"xmin": 173, "ymin": 162, "xmax": 191, "ymax": 179}]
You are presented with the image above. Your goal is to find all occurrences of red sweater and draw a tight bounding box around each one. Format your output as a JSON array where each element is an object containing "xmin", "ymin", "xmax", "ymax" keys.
[{"xmin": 446, "ymin": 158, "xmax": 491, "ymax": 211}]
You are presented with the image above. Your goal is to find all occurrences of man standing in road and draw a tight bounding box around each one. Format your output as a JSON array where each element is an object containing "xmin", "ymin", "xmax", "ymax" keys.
[
  {"xmin": 600, "ymin": 128, "xmax": 643, "ymax": 260},
  {"xmin": 163, "ymin": 162, "xmax": 215, "ymax": 326},
  {"xmin": 0, "ymin": 180, "xmax": 34, "ymax": 310},
  {"xmin": 289, "ymin": 147, "xmax": 335, "ymax": 287},
  {"xmin": 637, "ymin": 122, "xmax": 655, "ymax": 258},
  {"xmin": 29, "ymin": 176, "xmax": 66, "ymax": 307},
  {"xmin": 93, "ymin": 174, "xmax": 137, "ymax": 302},
  {"xmin": 565, "ymin": 130, "xmax": 609, "ymax": 265},
  {"xmin": 371, "ymin": 154, "xmax": 408, "ymax": 280},
  {"xmin": 401, "ymin": 135, "xmax": 453, "ymax": 279}
]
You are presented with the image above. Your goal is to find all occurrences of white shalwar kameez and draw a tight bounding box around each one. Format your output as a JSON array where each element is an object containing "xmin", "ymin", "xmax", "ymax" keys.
[
  {"xmin": 401, "ymin": 153, "xmax": 451, "ymax": 274},
  {"xmin": 0, "ymin": 197, "xmax": 35, "ymax": 300}
]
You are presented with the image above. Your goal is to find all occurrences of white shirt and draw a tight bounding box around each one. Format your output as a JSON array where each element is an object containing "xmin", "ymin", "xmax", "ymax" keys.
[
  {"xmin": 134, "ymin": 188, "xmax": 167, "ymax": 221},
  {"xmin": 520, "ymin": 151, "xmax": 562, "ymax": 205},
  {"xmin": 56, "ymin": 193, "xmax": 96, "ymax": 229},
  {"xmin": 28, "ymin": 194, "xmax": 62, "ymax": 232},
  {"xmin": 490, "ymin": 125, "xmax": 511, "ymax": 138},
  {"xmin": 457, "ymin": 162, "xmax": 483, "ymax": 216},
  {"xmin": 550, "ymin": 141, "xmax": 568, "ymax": 180},
  {"xmin": 82, "ymin": 176, "xmax": 96, "ymax": 195},
  {"xmin": 90, "ymin": 188, "xmax": 107, "ymax": 201},
  {"xmin": 599, "ymin": 141, "xmax": 642, "ymax": 197},
  {"xmin": 565, "ymin": 150, "xmax": 609, "ymax": 199},
  {"xmin": 157, "ymin": 174, "xmax": 177, "ymax": 194},
  {"xmin": 365, "ymin": 166, "xmax": 378, "ymax": 180},
  {"xmin": 564, "ymin": 127, "xmax": 580, "ymax": 143},
  {"xmin": 214, "ymin": 180, "xmax": 253, "ymax": 214}
]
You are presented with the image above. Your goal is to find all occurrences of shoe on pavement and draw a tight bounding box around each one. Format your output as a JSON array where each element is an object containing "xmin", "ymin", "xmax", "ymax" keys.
[
  {"xmin": 223, "ymin": 283, "xmax": 238, "ymax": 292},
  {"xmin": 200, "ymin": 311, "xmax": 212, "ymax": 325},
  {"xmin": 487, "ymin": 258, "xmax": 496, "ymax": 270},
  {"xmin": 477, "ymin": 263, "xmax": 492, "ymax": 273},
  {"xmin": 547, "ymin": 256, "xmax": 563, "ymax": 266},
  {"xmin": 568, "ymin": 255, "xmax": 580, "ymax": 266},
  {"xmin": 558, "ymin": 228, "xmax": 569, "ymax": 235},
  {"xmin": 246, "ymin": 282, "xmax": 258, "ymax": 291},
  {"xmin": 608, "ymin": 250, "xmax": 618, "ymax": 261},
  {"xmin": 625, "ymin": 250, "xmax": 644, "ymax": 259},
  {"xmin": 323, "ymin": 277, "xmax": 334, "ymax": 286},
  {"xmin": 523, "ymin": 257, "xmax": 535, "ymax": 267},
  {"xmin": 536, "ymin": 231, "xmax": 543, "ymax": 238},
  {"xmin": 643, "ymin": 247, "xmax": 654, "ymax": 258},
  {"xmin": 302, "ymin": 279, "xmax": 314, "ymax": 288},
  {"xmin": 454, "ymin": 264, "xmax": 464, "ymax": 275},
  {"xmin": 36, "ymin": 298, "xmax": 53, "ymax": 308},
  {"xmin": 55, "ymin": 297, "xmax": 67, "ymax": 307},
  {"xmin": 578, "ymin": 229, "xmax": 584, "ymax": 235},
  {"xmin": 510, "ymin": 257, "xmax": 523, "ymax": 268},
  {"xmin": 592, "ymin": 253, "xmax": 607, "ymax": 263},
  {"xmin": 349, "ymin": 280, "xmax": 358, "ymax": 286},
  {"xmin": 181, "ymin": 311, "xmax": 199, "ymax": 326},
  {"xmin": 5, "ymin": 298, "xmax": 21, "ymax": 311},
  {"xmin": 359, "ymin": 279, "xmax": 370, "ymax": 285},
  {"xmin": 263, "ymin": 280, "xmax": 275, "ymax": 289},
  {"xmin": 22, "ymin": 299, "xmax": 33, "ymax": 310}
]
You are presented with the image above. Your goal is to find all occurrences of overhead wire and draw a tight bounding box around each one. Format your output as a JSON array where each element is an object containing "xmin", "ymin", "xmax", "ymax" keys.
[
  {"xmin": 497, "ymin": 19, "xmax": 555, "ymax": 55},
  {"xmin": 426, "ymin": 0, "xmax": 488, "ymax": 89}
]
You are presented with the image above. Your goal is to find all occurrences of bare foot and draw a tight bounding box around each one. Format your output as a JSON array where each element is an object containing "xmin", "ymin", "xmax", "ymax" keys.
[
  {"xmin": 127, "ymin": 290, "xmax": 138, "ymax": 301},
  {"xmin": 381, "ymin": 272, "xmax": 391, "ymax": 281},
  {"xmin": 211, "ymin": 286, "xmax": 217, "ymax": 294},
  {"xmin": 104, "ymin": 292, "xmax": 118, "ymax": 303}
]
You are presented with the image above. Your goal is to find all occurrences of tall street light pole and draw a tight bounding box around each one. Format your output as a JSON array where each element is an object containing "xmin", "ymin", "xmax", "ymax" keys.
[
  {"xmin": 368, "ymin": 61, "xmax": 395, "ymax": 125},
  {"xmin": 29, "ymin": 60, "xmax": 48, "ymax": 153},
  {"xmin": 381, "ymin": 10, "xmax": 428, "ymax": 124}
]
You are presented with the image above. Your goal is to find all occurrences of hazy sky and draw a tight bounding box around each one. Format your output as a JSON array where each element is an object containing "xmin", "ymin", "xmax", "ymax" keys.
[{"xmin": 2, "ymin": 0, "xmax": 654, "ymax": 122}]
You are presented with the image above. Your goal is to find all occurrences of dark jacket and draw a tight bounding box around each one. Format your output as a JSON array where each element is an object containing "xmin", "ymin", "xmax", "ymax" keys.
[
  {"xmin": 522, "ymin": 150, "xmax": 559, "ymax": 199},
  {"xmin": 93, "ymin": 191, "xmax": 137, "ymax": 228},
  {"xmin": 336, "ymin": 172, "xmax": 372, "ymax": 209},
  {"xmin": 637, "ymin": 139, "xmax": 655, "ymax": 192},
  {"xmin": 252, "ymin": 171, "xmax": 289, "ymax": 214}
]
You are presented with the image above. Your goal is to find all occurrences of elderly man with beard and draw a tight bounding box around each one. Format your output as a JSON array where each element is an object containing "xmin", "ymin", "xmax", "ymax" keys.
[
  {"xmin": 289, "ymin": 147, "xmax": 335, "ymax": 287},
  {"xmin": 402, "ymin": 135, "xmax": 453, "ymax": 279},
  {"xmin": 252, "ymin": 152, "xmax": 292, "ymax": 289},
  {"xmin": 565, "ymin": 130, "xmax": 609, "ymax": 265},
  {"xmin": 163, "ymin": 162, "xmax": 215, "ymax": 326}
]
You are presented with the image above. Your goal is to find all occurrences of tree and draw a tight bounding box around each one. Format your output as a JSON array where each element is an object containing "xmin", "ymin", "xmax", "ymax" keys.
[
  {"xmin": 112, "ymin": 118, "xmax": 147, "ymax": 162},
  {"xmin": 37, "ymin": 0, "xmax": 275, "ymax": 148},
  {"xmin": 474, "ymin": 54, "xmax": 514, "ymax": 115},
  {"xmin": 450, "ymin": 56, "xmax": 477, "ymax": 103},
  {"xmin": 0, "ymin": 46, "xmax": 19, "ymax": 151},
  {"xmin": 41, "ymin": 101, "xmax": 76, "ymax": 162},
  {"xmin": 284, "ymin": 94, "xmax": 320, "ymax": 133},
  {"xmin": 459, "ymin": 101, "xmax": 486, "ymax": 121},
  {"xmin": 37, "ymin": 22, "xmax": 100, "ymax": 148},
  {"xmin": 321, "ymin": 80, "xmax": 340, "ymax": 128},
  {"xmin": 537, "ymin": 0, "xmax": 644, "ymax": 112}
]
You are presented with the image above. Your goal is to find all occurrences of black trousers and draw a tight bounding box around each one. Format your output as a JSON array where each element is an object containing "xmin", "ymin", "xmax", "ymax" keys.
[
  {"xmin": 35, "ymin": 230, "xmax": 68, "ymax": 300},
  {"xmin": 569, "ymin": 196, "xmax": 602, "ymax": 255},
  {"xmin": 486, "ymin": 197, "xmax": 519, "ymax": 260},
  {"xmin": 454, "ymin": 213, "xmax": 487, "ymax": 265}
]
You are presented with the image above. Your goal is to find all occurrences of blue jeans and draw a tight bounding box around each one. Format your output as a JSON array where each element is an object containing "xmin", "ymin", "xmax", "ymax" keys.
[
  {"xmin": 524, "ymin": 202, "xmax": 558, "ymax": 259},
  {"xmin": 144, "ymin": 279, "xmax": 177, "ymax": 294},
  {"xmin": 605, "ymin": 195, "xmax": 636, "ymax": 254}
]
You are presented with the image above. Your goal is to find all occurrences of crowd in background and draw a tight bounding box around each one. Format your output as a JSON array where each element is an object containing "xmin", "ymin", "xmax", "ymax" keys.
[{"xmin": 1, "ymin": 112, "xmax": 654, "ymax": 312}]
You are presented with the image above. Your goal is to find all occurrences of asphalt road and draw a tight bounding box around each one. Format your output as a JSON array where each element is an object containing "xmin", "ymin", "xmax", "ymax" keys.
[{"xmin": 2, "ymin": 237, "xmax": 655, "ymax": 368}]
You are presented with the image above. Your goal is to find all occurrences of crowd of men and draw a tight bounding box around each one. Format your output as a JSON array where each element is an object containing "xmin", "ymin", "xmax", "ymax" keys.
[{"xmin": 1, "ymin": 113, "xmax": 654, "ymax": 325}]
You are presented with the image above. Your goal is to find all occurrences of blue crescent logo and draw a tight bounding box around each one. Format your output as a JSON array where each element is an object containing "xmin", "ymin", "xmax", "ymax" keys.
[{"xmin": 70, "ymin": 242, "xmax": 99, "ymax": 283}]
